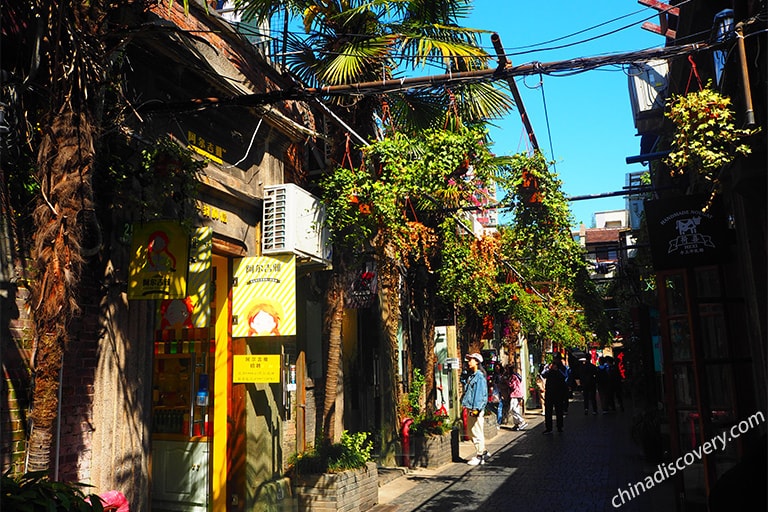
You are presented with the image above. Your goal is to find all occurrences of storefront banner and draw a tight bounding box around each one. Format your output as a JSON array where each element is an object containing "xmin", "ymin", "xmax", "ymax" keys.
[
  {"xmin": 128, "ymin": 221, "xmax": 189, "ymax": 299},
  {"xmin": 233, "ymin": 354, "xmax": 282, "ymax": 383},
  {"xmin": 156, "ymin": 227, "xmax": 213, "ymax": 329},
  {"xmin": 232, "ymin": 255, "xmax": 296, "ymax": 337},
  {"xmin": 644, "ymin": 195, "xmax": 730, "ymax": 271}
]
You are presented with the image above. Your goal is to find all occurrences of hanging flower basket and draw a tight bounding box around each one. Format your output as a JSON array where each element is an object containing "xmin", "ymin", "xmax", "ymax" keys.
[{"xmin": 664, "ymin": 84, "xmax": 758, "ymax": 184}]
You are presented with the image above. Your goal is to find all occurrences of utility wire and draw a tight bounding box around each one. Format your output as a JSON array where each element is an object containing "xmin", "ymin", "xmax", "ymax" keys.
[
  {"xmin": 140, "ymin": 40, "xmax": 713, "ymax": 113},
  {"xmin": 538, "ymin": 74, "xmax": 557, "ymax": 174}
]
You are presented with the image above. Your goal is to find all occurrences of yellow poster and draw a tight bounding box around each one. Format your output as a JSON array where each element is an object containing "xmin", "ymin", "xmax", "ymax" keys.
[
  {"xmin": 233, "ymin": 354, "xmax": 281, "ymax": 383},
  {"xmin": 155, "ymin": 227, "xmax": 212, "ymax": 329},
  {"xmin": 232, "ymin": 255, "xmax": 296, "ymax": 337},
  {"xmin": 128, "ymin": 221, "xmax": 189, "ymax": 300}
]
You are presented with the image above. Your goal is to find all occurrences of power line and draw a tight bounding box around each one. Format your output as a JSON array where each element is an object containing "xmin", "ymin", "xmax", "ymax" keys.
[
  {"xmin": 140, "ymin": 39, "xmax": 713, "ymax": 113},
  {"xmin": 227, "ymin": 1, "xmax": 695, "ymax": 70}
]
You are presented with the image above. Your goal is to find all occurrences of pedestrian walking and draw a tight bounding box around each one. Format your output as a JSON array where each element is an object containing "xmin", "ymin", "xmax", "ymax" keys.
[
  {"xmin": 579, "ymin": 357, "xmax": 599, "ymax": 415},
  {"xmin": 541, "ymin": 353, "xmax": 568, "ymax": 434},
  {"xmin": 490, "ymin": 370, "xmax": 506, "ymax": 425},
  {"xmin": 497, "ymin": 367, "xmax": 511, "ymax": 424},
  {"xmin": 461, "ymin": 353, "xmax": 489, "ymax": 465},
  {"xmin": 508, "ymin": 365, "xmax": 528, "ymax": 430},
  {"xmin": 536, "ymin": 369, "xmax": 546, "ymax": 416},
  {"xmin": 563, "ymin": 358, "xmax": 574, "ymax": 414},
  {"xmin": 597, "ymin": 356, "xmax": 615, "ymax": 413}
]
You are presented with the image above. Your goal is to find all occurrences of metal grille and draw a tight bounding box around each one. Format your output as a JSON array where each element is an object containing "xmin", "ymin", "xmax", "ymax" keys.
[{"xmin": 262, "ymin": 186, "xmax": 288, "ymax": 253}]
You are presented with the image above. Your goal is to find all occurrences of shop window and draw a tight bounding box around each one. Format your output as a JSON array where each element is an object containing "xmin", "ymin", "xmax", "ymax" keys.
[
  {"xmin": 695, "ymin": 267, "xmax": 722, "ymax": 298},
  {"xmin": 669, "ymin": 318, "xmax": 692, "ymax": 361},
  {"xmin": 673, "ymin": 364, "xmax": 696, "ymax": 406},
  {"xmin": 665, "ymin": 274, "xmax": 688, "ymax": 315},
  {"xmin": 699, "ymin": 304, "xmax": 728, "ymax": 359},
  {"xmin": 704, "ymin": 362, "xmax": 735, "ymax": 411}
]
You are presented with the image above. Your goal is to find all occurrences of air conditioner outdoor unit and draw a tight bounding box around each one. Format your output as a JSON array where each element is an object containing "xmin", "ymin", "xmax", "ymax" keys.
[
  {"xmin": 262, "ymin": 184, "xmax": 331, "ymax": 267},
  {"xmin": 628, "ymin": 59, "xmax": 669, "ymax": 134}
]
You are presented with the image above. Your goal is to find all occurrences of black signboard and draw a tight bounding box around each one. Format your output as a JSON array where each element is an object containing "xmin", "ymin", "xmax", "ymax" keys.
[
  {"xmin": 168, "ymin": 111, "xmax": 264, "ymax": 171},
  {"xmin": 644, "ymin": 195, "xmax": 730, "ymax": 270}
]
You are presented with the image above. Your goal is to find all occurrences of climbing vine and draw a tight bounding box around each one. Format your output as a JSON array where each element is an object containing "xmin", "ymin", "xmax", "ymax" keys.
[
  {"xmin": 320, "ymin": 133, "xmax": 606, "ymax": 349},
  {"xmin": 320, "ymin": 127, "xmax": 499, "ymax": 260}
]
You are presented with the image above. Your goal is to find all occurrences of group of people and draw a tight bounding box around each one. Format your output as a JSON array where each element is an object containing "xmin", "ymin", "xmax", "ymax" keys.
[
  {"xmin": 536, "ymin": 353, "xmax": 625, "ymax": 434},
  {"xmin": 461, "ymin": 350, "xmax": 625, "ymax": 465},
  {"xmin": 489, "ymin": 363, "xmax": 528, "ymax": 431}
]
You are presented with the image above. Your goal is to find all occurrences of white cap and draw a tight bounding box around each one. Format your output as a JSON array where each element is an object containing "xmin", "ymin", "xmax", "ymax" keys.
[{"xmin": 465, "ymin": 353, "xmax": 483, "ymax": 363}]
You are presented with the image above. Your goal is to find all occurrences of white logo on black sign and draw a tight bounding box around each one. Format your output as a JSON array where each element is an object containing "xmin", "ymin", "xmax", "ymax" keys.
[{"xmin": 668, "ymin": 216, "xmax": 715, "ymax": 255}]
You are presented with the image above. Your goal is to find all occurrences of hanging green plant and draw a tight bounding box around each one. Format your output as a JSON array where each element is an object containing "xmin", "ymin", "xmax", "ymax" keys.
[
  {"xmin": 319, "ymin": 127, "xmax": 499, "ymax": 260},
  {"xmin": 664, "ymin": 84, "xmax": 758, "ymax": 183},
  {"xmin": 99, "ymin": 136, "xmax": 204, "ymax": 226},
  {"xmin": 138, "ymin": 136, "xmax": 206, "ymax": 224}
]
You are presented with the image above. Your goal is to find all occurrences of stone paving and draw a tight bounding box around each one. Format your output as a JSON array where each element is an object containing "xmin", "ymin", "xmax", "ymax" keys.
[{"xmin": 373, "ymin": 396, "xmax": 678, "ymax": 512}]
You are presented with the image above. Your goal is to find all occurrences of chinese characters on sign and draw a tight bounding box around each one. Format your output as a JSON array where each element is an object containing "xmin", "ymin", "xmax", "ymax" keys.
[
  {"xmin": 644, "ymin": 195, "xmax": 729, "ymax": 271},
  {"xmin": 233, "ymin": 354, "xmax": 281, "ymax": 383},
  {"xmin": 128, "ymin": 221, "xmax": 189, "ymax": 299},
  {"xmin": 232, "ymin": 255, "xmax": 297, "ymax": 337},
  {"xmin": 187, "ymin": 130, "xmax": 226, "ymax": 164}
]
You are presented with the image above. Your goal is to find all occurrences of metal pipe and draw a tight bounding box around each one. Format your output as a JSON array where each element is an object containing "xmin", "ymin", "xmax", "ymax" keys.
[
  {"xmin": 625, "ymin": 150, "xmax": 671, "ymax": 164},
  {"xmin": 735, "ymin": 22, "xmax": 756, "ymax": 127}
]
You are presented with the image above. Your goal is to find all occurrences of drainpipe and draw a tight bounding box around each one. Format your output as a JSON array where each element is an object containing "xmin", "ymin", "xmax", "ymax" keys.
[{"xmin": 735, "ymin": 22, "xmax": 756, "ymax": 127}]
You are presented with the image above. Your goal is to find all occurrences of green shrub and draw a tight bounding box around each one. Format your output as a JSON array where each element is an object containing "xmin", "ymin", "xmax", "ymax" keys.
[
  {"xmin": 289, "ymin": 431, "xmax": 373, "ymax": 475},
  {"xmin": 1, "ymin": 471, "xmax": 104, "ymax": 511}
]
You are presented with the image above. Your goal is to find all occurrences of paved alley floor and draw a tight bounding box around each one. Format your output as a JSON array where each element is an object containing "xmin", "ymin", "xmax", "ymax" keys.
[{"xmin": 374, "ymin": 398, "xmax": 678, "ymax": 512}]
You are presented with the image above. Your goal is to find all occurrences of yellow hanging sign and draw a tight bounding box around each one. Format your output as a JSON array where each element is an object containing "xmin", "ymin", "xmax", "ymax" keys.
[
  {"xmin": 128, "ymin": 221, "xmax": 189, "ymax": 300},
  {"xmin": 156, "ymin": 227, "xmax": 212, "ymax": 329},
  {"xmin": 232, "ymin": 255, "xmax": 296, "ymax": 337}
]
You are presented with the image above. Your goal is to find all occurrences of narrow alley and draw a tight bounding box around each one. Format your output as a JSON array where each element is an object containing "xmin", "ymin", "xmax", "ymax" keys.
[{"xmin": 374, "ymin": 395, "xmax": 677, "ymax": 512}]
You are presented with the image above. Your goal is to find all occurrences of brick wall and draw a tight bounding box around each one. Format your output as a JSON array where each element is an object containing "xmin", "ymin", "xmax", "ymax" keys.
[
  {"xmin": 1, "ymin": 257, "xmax": 101, "ymax": 481},
  {"xmin": 56, "ymin": 272, "xmax": 100, "ymax": 482},
  {"xmin": 2, "ymin": 259, "xmax": 34, "ymax": 476}
]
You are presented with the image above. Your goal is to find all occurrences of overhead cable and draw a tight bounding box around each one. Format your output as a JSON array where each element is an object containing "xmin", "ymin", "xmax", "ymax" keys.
[{"xmin": 140, "ymin": 40, "xmax": 713, "ymax": 113}]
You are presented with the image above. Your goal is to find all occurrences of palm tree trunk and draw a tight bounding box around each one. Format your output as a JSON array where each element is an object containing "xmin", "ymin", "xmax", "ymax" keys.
[
  {"xmin": 27, "ymin": 109, "xmax": 95, "ymax": 472},
  {"xmin": 322, "ymin": 262, "xmax": 345, "ymax": 443},
  {"xmin": 26, "ymin": 332, "xmax": 63, "ymax": 472},
  {"xmin": 376, "ymin": 246, "xmax": 404, "ymax": 439}
]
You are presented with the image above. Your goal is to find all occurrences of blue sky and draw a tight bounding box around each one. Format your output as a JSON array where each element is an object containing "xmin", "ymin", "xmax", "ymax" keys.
[{"xmin": 462, "ymin": 1, "xmax": 664, "ymax": 227}]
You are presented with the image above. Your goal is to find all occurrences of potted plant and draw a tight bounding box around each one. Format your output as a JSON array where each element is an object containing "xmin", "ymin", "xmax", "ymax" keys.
[
  {"xmin": 410, "ymin": 410, "xmax": 454, "ymax": 468},
  {"xmin": 289, "ymin": 431, "xmax": 378, "ymax": 512},
  {"xmin": 1, "ymin": 471, "xmax": 106, "ymax": 511}
]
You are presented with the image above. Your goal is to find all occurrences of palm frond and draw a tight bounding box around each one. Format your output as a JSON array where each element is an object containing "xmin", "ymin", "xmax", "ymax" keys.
[
  {"xmin": 386, "ymin": 90, "xmax": 450, "ymax": 131},
  {"xmin": 316, "ymin": 35, "xmax": 398, "ymax": 85},
  {"xmin": 452, "ymin": 82, "xmax": 515, "ymax": 122}
]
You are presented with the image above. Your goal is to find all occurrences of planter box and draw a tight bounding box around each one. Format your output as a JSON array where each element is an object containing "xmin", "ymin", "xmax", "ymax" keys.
[
  {"xmin": 292, "ymin": 462, "xmax": 378, "ymax": 511},
  {"xmin": 412, "ymin": 431, "xmax": 452, "ymax": 468}
]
